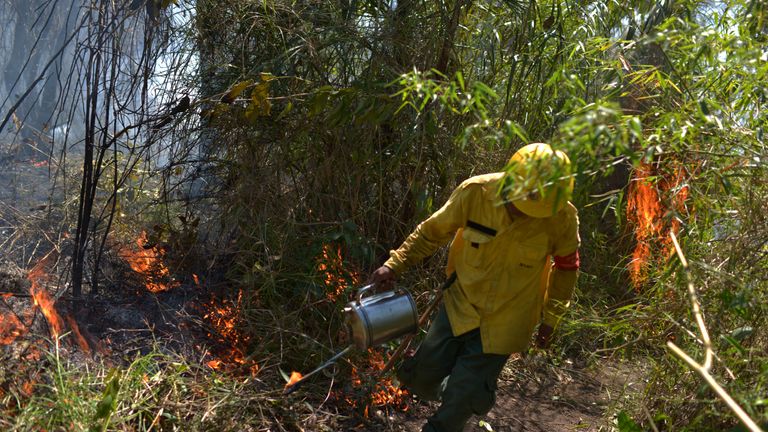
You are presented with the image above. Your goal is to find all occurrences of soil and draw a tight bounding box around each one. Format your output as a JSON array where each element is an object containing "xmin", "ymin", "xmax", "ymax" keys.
[{"xmin": 340, "ymin": 353, "xmax": 643, "ymax": 432}]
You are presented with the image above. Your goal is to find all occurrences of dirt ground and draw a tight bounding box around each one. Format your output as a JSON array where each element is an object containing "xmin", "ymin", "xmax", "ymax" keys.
[{"xmin": 344, "ymin": 353, "xmax": 643, "ymax": 432}]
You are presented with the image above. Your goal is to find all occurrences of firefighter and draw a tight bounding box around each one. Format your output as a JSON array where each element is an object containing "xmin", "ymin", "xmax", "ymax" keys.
[{"xmin": 369, "ymin": 143, "xmax": 580, "ymax": 432}]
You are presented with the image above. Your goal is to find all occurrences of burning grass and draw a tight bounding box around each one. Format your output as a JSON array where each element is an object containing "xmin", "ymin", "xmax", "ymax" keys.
[
  {"xmin": 0, "ymin": 255, "xmax": 91, "ymax": 354},
  {"xmin": 27, "ymin": 260, "xmax": 64, "ymax": 339},
  {"xmin": 0, "ymin": 345, "xmax": 295, "ymax": 431},
  {"xmin": 626, "ymin": 162, "xmax": 689, "ymax": 289},
  {"xmin": 118, "ymin": 230, "xmax": 180, "ymax": 293},
  {"xmin": 0, "ymin": 234, "xmax": 416, "ymax": 430},
  {"xmin": 348, "ymin": 348, "xmax": 411, "ymax": 414},
  {"xmin": 317, "ymin": 243, "xmax": 359, "ymax": 301},
  {"xmin": 0, "ymin": 312, "xmax": 25, "ymax": 345},
  {"xmin": 200, "ymin": 288, "xmax": 259, "ymax": 376}
]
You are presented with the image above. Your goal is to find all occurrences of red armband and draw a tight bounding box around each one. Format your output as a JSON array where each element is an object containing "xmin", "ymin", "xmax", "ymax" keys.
[{"xmin": 554, "ymin": 250, "xmax": 580, "ymax": 271}]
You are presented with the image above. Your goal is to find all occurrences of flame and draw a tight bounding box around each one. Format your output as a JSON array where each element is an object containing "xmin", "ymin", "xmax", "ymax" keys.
[
  {"xmin": 28, "ymin": 261, "xmax": 64, "ymax": 338},
  {"xmin": 0, "ymin": 253, "xmax": 91, "ymax": 354},
  {"xmin": 363, "ymin": 349, "xmax": 410, "ymax": 410},
  {"xmin": 315, "ymin": 245, "xmax": 408, "ymax": 414},
  {"xmin": 626, "ymin": 163, "xmax": 662, "ymax": 287},
  {"xmin": 65, "ymin": 316, "xmax": 91, "ymax": 354},
  {"xmin": 316, "ymin": 244, "xmax": 359, "ymax": 301},
  {"xmin": 626, "ymin": 162, "xmax": 689, "ymax": 289},
  {"xmin": 0, "ymin": 312, "xmax": 26, "ymax": 345},
  {"xmin": 202, "ymin": 289, "xmax": 259, "ymax": 375},
  {"xmin": 337, "ymin": 348, "xmax": 410, "ymax": 417},
  {"xmin": 119, "ymin": 231, "xmax": 179, "ymax": 292},
  {"xmin": 285, "ymin": 371, "xmax": 303, "ymax": 388},
  {"xmin": 25, "ymin": 258, "xmax": 92, "ymax": 353},
  {"xmin": 21, "ymin": 380, "xmax": 35, "ymax": 397}
]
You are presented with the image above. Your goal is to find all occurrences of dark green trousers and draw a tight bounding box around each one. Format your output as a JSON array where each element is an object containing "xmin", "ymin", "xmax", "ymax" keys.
[{"xmin": 397, "ymin": 304, "xmax": 509, "ymax": 432}]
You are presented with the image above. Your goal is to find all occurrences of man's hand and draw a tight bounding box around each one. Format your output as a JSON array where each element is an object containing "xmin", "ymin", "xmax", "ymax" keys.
[
  {"xmin": 535, "ymin": 324, "xmax": 555, "ymax": 349},
  {"xmin": 368, "ymin": 265, "xmax": 396, "ymax": 291}
]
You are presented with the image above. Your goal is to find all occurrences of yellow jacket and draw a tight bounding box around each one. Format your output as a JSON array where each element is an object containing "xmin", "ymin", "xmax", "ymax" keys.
[{"xmin": 384, "ymin": 173, "xmax": 580, "ymax": 354}]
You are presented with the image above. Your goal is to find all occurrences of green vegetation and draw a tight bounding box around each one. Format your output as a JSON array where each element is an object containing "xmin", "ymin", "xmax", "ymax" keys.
[{"xmin": 3, "ymin": 341, "xmax": 312, "ymax": 432}]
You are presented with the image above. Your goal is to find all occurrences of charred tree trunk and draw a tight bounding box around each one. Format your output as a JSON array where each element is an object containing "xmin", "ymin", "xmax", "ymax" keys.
[{"xmin": 71, "ymin": 6, "xmax": 105, "ymax": 306}]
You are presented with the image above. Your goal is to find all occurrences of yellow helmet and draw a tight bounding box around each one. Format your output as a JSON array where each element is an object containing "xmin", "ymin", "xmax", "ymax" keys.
[{"xmin": 502, "ymin": 143, "xmax": 574, "ymax": 218}]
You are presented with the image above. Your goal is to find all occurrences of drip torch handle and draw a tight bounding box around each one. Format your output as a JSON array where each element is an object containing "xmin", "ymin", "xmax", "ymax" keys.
[{"xmin": 356, "ymin": 283, "xmax": 376, "ymax": 303}]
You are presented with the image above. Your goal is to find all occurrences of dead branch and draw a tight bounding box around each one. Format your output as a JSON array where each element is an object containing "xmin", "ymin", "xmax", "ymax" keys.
[{"xmin": 666, "ymin": 231, "xmax": 764, "ymax": 432}]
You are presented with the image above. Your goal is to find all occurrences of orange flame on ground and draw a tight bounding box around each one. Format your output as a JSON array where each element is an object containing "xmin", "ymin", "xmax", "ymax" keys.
[
  {"xmin": 0, "ymin": 256, "xmax": 94, "ymax": 353},
  {"xmin": 317, "ymin": 244, "xmax": 359, "ymax": 301},
  {"xmin": 21, "ymin": 380, "xmax": 35, "ymax": 397},
  {"xmin": 119, "ymin": 231, "xmax": 179, "ymax": 293},
  {"xmin": 362, "ymin": 349, "xmax": 410, "ymax": 410},
  {"xmin": 65, "ymin": 316, "xmax": 91, "ymax": 354},
  {"xmin": 0, "ymin": 312, "xmax": 26, "ymax": 345},
  {"xmin": 203, "ymin": 289, "xmax": 259, "ymax": 375},
  {"xmin": 285, "ymin": 371, "xmax": 303, "ymax": 389},
  {"xmin": 316, "ymin": 244, "xmax": 408, "ymax": 414},
  {"xmin": 626, "ymin": 162, "xmax": 689, "ymax": 289},
  {"xmin": 28, "ymin": 261, "xmax": 64, "ymax": 338},
  {"xmin": 337, "ymin": 349, "xmax": 410, "ymax": 417}
]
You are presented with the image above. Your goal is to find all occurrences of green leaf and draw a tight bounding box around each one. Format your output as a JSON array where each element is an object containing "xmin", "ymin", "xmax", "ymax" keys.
[
  {"xmin": 719, "ymin": 334, "xmax": 746, "ymax": 355},
  {"xmin": 91, "ymin": 369, "xmax": 121, "ymax": 431},
  {"xmin": 504, "ymin": 120, "xmax": 529, "ymax": 144},
  {"xmin": 616, "ymin": 412, "xmax": 642, "ymax": 432},
  {"xmin": 276, "ymin": 101, "xmax": 293, "ymax": 121},
  {"xmin": 279, "ymin": 368, "xmax": 290, "ymax": 383},
  {"xmin": 456, "ymin": 72, "xmax": 465, "ymax": 92},
  {"xmin": 259, "ymin": 72, "xmax": 275, "ymax": 82},
  {"xmin": 308, "ymin": 88, "xmax": 332, "ymax": 116},
  {"xmin": 478, "ymin": 420, "xmax": 494, "ymax": 431},
  {"xmin": 730, "ymin": 326, "xmax": 754, "ymax": 341}
]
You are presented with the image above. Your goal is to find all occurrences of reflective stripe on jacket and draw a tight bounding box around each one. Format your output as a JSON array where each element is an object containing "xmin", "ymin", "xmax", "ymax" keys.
[{"xmin": 384, "ymin": 172, "xmax": 580, "ymax": 354}]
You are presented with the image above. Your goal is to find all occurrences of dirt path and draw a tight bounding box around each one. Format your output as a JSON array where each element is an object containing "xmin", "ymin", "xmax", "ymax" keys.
[{"xmin": 369, "ymin": 354, "xmax": 643, "ymax": 432}]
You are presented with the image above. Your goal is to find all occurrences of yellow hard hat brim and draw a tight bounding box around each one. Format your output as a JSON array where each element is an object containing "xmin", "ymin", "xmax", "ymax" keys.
[{"xmin": 512, "ymin": 195, "xmax": 567, "ymax": 218}]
